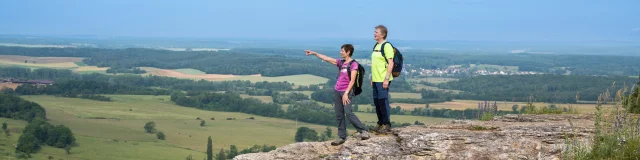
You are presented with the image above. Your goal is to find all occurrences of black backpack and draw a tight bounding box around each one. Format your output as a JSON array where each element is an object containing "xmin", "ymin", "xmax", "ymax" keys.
[
  {"xmin": 374, "ymin": 42, "xmax": 404, "ymax": 77},
  {"xmin": 337, "ymin": 60, "xmax": 365, "ymax": 96}
]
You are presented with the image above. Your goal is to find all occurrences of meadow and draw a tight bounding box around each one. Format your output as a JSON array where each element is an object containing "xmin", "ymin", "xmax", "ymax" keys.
[{"xmin": 8, "ymin": 95, "xmax": 449, "ymax": 160}]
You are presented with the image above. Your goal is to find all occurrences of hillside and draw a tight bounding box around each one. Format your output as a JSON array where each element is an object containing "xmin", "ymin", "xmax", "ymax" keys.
[{"xmin": 235, "ymin": 114, "xmax": 595, "ymax": 160}]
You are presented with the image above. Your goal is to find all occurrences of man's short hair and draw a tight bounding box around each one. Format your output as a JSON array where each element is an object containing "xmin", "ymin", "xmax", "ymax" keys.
[
  {"xmin": 375, "ymin": 25, "xmax": 388, "ymax": 39},
  {"xmin": 341, "ymin": 44, "xmax": 354, "ymax": 57}
]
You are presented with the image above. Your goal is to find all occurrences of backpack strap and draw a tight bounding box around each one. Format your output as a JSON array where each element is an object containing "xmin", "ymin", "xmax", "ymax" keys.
[
  {"xmin": 336, "ymin": 59, "xmax": 344, "ymax": 69},
  {"xmin": 380, "ymin": 42, "xmax": 391, "ymax": 66},
  {"xmin": 346, "ymin": 60, "xmax": 358, "ymax": 80}
]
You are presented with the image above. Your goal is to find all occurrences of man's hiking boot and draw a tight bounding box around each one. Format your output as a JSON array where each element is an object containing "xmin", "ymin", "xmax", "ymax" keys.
[
  {"xmin": 330, "ymin": 138, "xmax": 346, "ymax": 146},
  {"xmin": 371, "ymin": 124, "xmax": 383, "ymax": 133},
  {"xmin": 359, "ymin": 131, "xmax": 371, "ymax": 140},
  {"xmin": 382, "ymin": 124, "xmax": 392, "ymax": 133}
]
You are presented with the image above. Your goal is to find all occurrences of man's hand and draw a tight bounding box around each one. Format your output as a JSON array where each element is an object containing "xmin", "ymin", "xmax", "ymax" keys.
[
  {"xmin": 383, "ymin": 80, "xmax": 389, "ymax": 89},
  {"xmin": 342, "ymin": 93, "xmax": 351, "ymax": 105},
  {"xmin": 304, "ymin": 50, "xmax": 317, "ymax": 56}
]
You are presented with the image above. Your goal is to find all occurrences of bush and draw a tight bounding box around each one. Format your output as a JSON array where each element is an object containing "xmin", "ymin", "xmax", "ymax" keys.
[
  {"xmin": 564, "ymin": 86, "xmax": 640, "ymax": 159},
  {"xmin": 156, "ymin": 131, "xmax": 165, "ymax": 140},
  {"xmin": 144, "ymin": 121, "xmax": 156, "ymax": 133}
]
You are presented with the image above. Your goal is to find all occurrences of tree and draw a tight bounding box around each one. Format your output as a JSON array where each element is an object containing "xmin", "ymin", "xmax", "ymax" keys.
[
  {"xmin": 16, "ymin": 133, "xmax": 40, "ymax": 154},
  {"xmin": 64, "ymin": 145, "xmax": 71, "ymax": 154},
  {"xmin": 323, "ymin": 127, "xmax": 332, "ymax": 138},
  {"xmin": 294, "ymin": 127, "xmax": 318, "ymax": 142},
  {"xmin": 200, "ymin": 120, "xmax": 206, "ymax": 127},
  {"xmin": 2, "ymin": 122, "xmax": 6, "ymax": 130},
  {"xmin": 216, "ymin": 148, "xmax": 226, "ymax": 160},
  {"xmin": 227, "ymin": 145, "xmax": 238, "ymax": 159},
  {"xmin": 207, "ymin": 136, "xmax": 213, "ymax": 160},
  {"xmin": 156, "ymin": 131, "xmax": 166, "ymax": 140},
  {"xmin": 185, "ymin": 154, "xmax": 194, "ymax": 160},
  {"xmin": 144, "ymin": 121, "xmax": 156, "ymax": 133}
]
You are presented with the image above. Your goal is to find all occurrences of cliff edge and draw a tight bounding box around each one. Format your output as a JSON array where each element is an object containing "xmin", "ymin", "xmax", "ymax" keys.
[{"xmin": 234, "ymin": 114, "xmax": 594, "ymax": 160}]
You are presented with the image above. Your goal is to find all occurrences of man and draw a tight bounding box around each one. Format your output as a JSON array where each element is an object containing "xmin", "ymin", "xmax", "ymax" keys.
[
  {"xmin": 371, "ymin": 25, "xmax": 394, "ymax": 134},
  {"xmin": 305, "ymin": 44, "xmax": 370, "ymax": 146}
]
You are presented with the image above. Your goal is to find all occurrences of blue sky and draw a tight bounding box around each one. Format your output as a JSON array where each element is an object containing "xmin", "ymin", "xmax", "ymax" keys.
[{"xmin": 1, "ymin": 0, "xmax": 639, "ymax": 41}]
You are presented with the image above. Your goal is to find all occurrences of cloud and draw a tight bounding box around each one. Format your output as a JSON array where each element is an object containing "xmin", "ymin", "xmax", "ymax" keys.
[{"xmin": 633, "ymin": 28, "xmax": 640, "ymax": 32}]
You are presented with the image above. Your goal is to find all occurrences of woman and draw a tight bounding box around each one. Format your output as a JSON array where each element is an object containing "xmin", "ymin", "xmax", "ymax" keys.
[{"xmin": 305, "ymin": 44, "xmax": 370, "ymax": 146}]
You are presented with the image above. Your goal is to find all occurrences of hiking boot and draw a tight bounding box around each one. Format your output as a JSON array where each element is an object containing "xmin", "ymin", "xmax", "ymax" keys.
[
  {"xmin": 330, "ymin": 138, "xmax": 346, "ymax": 146},
  {"xmin": 383, "ymin": 124, "xmax": 392, "ymax": 133},
  {"xmin": 371, "ymin": 124, "xmax": 383, "ymax": 133},
  {"xmin": 359, "ymin": 131, "xmax": 371, "ymax": 140}
]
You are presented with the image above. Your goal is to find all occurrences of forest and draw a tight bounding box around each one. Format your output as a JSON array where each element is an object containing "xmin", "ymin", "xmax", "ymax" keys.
[
  {"xmin": 438, "ymin": 74, "xmax": 638, "ymax": 103},
  {"xmin": 2, "ymin": 46, "xmax": 640, "ymax": 80}
]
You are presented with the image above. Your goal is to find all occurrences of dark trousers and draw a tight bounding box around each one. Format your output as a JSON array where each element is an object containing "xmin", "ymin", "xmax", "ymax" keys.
[
  {"xmin": 333, "ymin": 91, "xmax": 367, "ymax": 139},
  {"xmin": 372, "ymin": 82, "xmax": 391, "ymax": 125}
]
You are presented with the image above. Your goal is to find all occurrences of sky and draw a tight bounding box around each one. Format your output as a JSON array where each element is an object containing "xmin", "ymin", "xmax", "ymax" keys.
[{"xmin": 1, "ymin": 0, "xmax": 639, "ymax": 42}]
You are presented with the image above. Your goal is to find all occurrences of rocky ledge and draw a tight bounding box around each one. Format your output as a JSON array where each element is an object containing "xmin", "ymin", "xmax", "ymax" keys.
[{"xmin": 234, "ymin": 114, "xmax": 595, "ymax": 160}]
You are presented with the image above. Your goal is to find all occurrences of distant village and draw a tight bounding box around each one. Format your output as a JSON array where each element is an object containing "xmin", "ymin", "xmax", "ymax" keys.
[{"xmin": 408, "ymin": 66, "xmax": 540, "ymax": 76}]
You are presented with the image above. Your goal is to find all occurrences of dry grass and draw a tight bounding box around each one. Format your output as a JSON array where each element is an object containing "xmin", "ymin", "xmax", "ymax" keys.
[
  {"xmin": 428, "ymin": 100, "xmax": 608, "ymax": 114},
  {"xmin": 73, "ymin": 66, "xmax": 109, "ymax": 72},
  {"xmin": 390, "ymin": 92, "xmax": 422, "ymax": 99},
  {"xmin": 0, "ymin": 83, "xmax": 21, "ymax": 90},
  {"xmin": 0, "ymin": 55, "xmax": 84, "ymax": 63},
  {"xmin": 141, "ymin": 67, "xmax": 256, "ymax": 80}
]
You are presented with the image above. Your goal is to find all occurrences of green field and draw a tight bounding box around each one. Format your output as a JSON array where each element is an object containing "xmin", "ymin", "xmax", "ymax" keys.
[
  {"xmin": 73, "ymin": 62, "xmax": 88, "ymax": 66},
  {"xmin": 173, "ymin": 68, "xmax": 206, "ymax": 75},
  {"xmin": 215, "ymin": 74, "xmax": 328, "ymax": 86},
  {"xmin": 413, "ymin": 84, "xmax": 462, "ymax": 94},
  {"xmin": 18, "ymin": 95, "xmax": 331, "ymax": 160},
  {"xmin": 390, "ymin": 92, "xmax": 422, "ymax": 99}
]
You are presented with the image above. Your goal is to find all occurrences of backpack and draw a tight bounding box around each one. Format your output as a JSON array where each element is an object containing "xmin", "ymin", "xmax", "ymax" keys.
[
  {"xmin": 374, "ymin": 42, "xmax": 404, "ymax": 77},
  {"xmin": 337, "ymin": 60, "xmax": 365, "ymax": 96}
]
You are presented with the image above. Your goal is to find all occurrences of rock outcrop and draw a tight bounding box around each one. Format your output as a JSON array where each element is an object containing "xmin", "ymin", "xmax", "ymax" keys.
[{"xmin": 235, "ymin": 114, "xmax": 594, "ymax": 160}]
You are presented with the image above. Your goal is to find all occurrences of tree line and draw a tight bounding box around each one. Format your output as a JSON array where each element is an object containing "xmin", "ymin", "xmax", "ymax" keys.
[
  {"xmin": 0, "ymin": 46, "xmax": 337, "ymax": 78},
  {"xmin": 438, "ymin": 74, "xmax": 638, "ymax": 103}
]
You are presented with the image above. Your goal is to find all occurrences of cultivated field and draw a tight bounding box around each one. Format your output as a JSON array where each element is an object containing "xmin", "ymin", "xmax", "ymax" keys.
[
  {"xmin": 0, "ymin": 83, "xmax": 21, "ymax": 90},
  {"xmin": 389, "ymin": 92, "xmax": 422, "ymax": 99},
  {"xmin": 0, "ymin": 55, "xmax": 83, "ymax": 69},
  {"xmin": 0, "ymin": 43, "xmax": 76, "ymax": 48},
  {"xmin": 213, "ymin": 74, "xmax": 329, "ymax": 86},
  {"xmin": 173, "ymin": 68, "xmax": 206, "ymax": 75},
  {"xmin": 413, "ymin": 84, "xmax": 462, "ymax": 94},
  {"xmin": 141, "ymin": 67, "xmax": 256, "ymax": 80}
]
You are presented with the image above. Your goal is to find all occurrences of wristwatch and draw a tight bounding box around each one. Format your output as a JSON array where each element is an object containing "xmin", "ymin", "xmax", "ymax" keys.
[{"xmin": 384, "ymin": 77, "xmax": 390, "ymax": 80}]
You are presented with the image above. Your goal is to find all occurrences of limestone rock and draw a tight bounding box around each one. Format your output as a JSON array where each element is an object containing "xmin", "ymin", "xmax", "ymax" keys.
[{"xmin": 234, "ymin": 114, "xmax": 594, "ymax": 160}]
